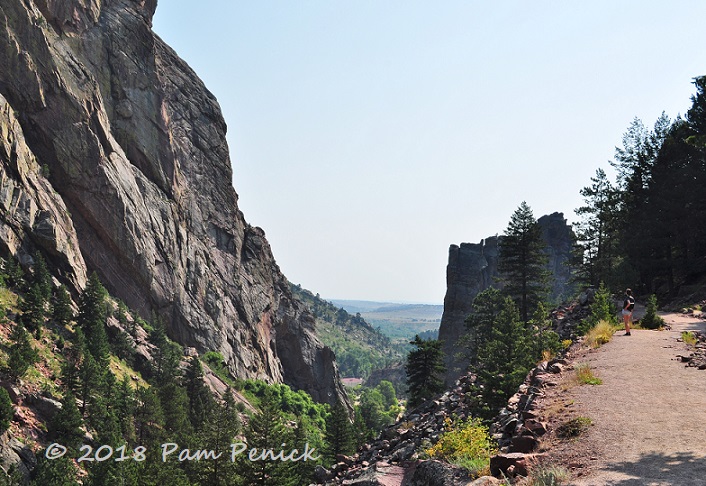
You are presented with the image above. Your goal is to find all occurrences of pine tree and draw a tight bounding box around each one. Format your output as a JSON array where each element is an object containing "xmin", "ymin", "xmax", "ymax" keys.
[
  {"xmin": 473, "ymin": 296, "xmax": 536, "ymax": 416},
  {"xmin": 30, "ymin": 252, "xmax": 53, "ymax": 302},
  {"xmin": 405, "ymin": 335, "xmax": 446, "ymax": 408},
  {"xmin": 574, "ymin": 169, "xmax": 622, "ymax": 288},
  {"xmin": 30, "ymin": 456, "xmax": 79, "ymax": 486},
  {"xmin": 20, "ymin": 283, "xmax": 46, "ymax": 336},
  {"xmin": 49, "ymin": 392, "xmax": 84, "ymax": 451},
  {"xmin": 498, "ymin": 201, "xmax": 549, "ymax": 322},
  {"xmin": 185, "ymin": 358, "xmax": 215, "ymax": 431},
  {"xmin": 0, "ymin": 388, "xmax": 13, "ymax": 433},
  {"xmin": 324, "ymin": 401, "xmax": 354, "ymax": 463},
  {"xmin": 53, "ymin": 284, "xmax": 74, "ymax": 326},
  {"xmin": 77, "ymin": 272, "xmax": 110, "ymax": 365},
  {"xmin": 240, "ymin": 390, "xmax": 296, "ymax": 486},
  {"xmin": 7, "ymin": 323, "xmax": 39, "ymax": 379}
]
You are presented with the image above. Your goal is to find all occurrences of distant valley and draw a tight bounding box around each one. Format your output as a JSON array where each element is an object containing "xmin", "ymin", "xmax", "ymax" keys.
[{"xmin": 331, "ymin": 300, "xmax": 442, "ymax": 340}]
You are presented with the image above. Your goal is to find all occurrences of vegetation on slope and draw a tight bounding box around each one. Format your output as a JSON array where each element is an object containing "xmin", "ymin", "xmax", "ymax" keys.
[{"xmin": 291, "ymin": 283, "xmax": 401, "ymax": 379}]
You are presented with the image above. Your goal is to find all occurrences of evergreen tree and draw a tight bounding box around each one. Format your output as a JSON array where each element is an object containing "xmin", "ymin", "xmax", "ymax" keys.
[
  {"xmin": 7, "ymin": 323, "xmax": 39, "ymax": 379},
  {"xmin": 240, "ymin": 390, "xmax": 296, "ymax": 486},
  {"xmin": 498, "ymin": 201, "xmax": 549, "ymax": 322},
  {"xmin": 49, "ymin": 392, "xmax": 84, "ymax": 451},
  {"xmin": 464, "ymin": 287, "xmax": 505, "ymax": 368},
  {"xmin": 192, "ymin": 390, "xmax": 242, "ymax": 485},
  {"xmin": 324, "ymin": 401, "xmax": 354, "ymax": 463},
  {"xmin": 77, "ymin": 351, "xmax": 106, "ymax": 415},
  {"xmin": 30, "ymin": 252, "xmax": 53, "ymax": 302},
  {"xmin": 642, "ymin": 294, "xmax": 665, "ymax": 330},
  {"xmin": 405, "ymin": 335, "xmax": 446, "ymax": 408},
  {"xmin": 134, "ymin": 386, "xmax": 164, "ymax": 445},
  {"xmin": 149, "ymin": 319, "xmax": 181, "ymax": 382},
  {"xmin": 0, "ymin": 388, "xmax": 13, "ymax": 433},
  {"xmin": 3, "ymin": 256, "xmax": 24, "ymax": 289},
  {"xmin": 20, "ymin": 283, "xmax": 46, "ymax": 336},
  {"xmin": 53, "ymin": 284, "xmax": 74, "ymax": 326},
  {"xmin": 30, "ymin": 456, "xmax": 78, "ymax": 486},
  {"xmin": 77, "ymin": 272, "xmax": 110, "ymax": 365},
  {"xmin": 473, "ymin": 296, "xmax": 536, "ymax": 416},
  {"xmin": 185, "ymin": 357, "xmax": 215, "ymax": 431},
  {"xmin": 574, "ymin": 169, "xmax": 622, "ymax": 288}
]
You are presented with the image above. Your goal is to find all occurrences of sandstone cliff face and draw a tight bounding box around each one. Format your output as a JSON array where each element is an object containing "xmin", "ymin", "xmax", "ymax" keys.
[
  {"xmin": 438, "ymin": 213, "xmax": 574, "ymax": 383},
  {"xmin": 0, "ymin": 0, "xmax": 346, "ymax": 405}
]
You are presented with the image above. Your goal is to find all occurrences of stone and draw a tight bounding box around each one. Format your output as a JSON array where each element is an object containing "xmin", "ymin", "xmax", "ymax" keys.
[
  {"xmin": 490, "ymin": 452, "xmax": 537, "ymax": 477},
  {"xmin": 439, "ymin": 214, "xmax": 575, "ymax": 383},
  {"xmin": 509, "ymin": 434, "xmax": 539, "ymax": 453},
  {"xmin": 0, "ymin": 0, "xmax": 348, "ymax": 408}
]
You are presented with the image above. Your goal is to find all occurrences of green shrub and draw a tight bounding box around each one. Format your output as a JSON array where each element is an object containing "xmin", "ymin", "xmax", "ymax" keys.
[
  {"xmin": 425, "ymin": 417, "xmax": 497, "ymax": 477},
  {"xmin": 641, "ymin": 294, "xmax": 664, "ymax": 329},
  {"xmin": 574, "ymin": 363, "xmax": 602, "ymax": 385},
  {"xmin": 682, "ymin": 331, "xmax": 697, "ymax": 346},
  {"xmin": 579, "ymin": 283, "xmax": 616, "ymax": 334},
  {"xmin": 0, "ymin": 388, "xmax": 13, "ymax": 432}
]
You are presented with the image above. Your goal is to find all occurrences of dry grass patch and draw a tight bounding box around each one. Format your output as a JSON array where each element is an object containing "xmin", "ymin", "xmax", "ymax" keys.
[
  {"xmin": 584, "ymin": 320, "xmax": 616, "ymax": 348},
  {"xmin": 574, "ymin": 363, "xmax": 602, "ymax": 385}
]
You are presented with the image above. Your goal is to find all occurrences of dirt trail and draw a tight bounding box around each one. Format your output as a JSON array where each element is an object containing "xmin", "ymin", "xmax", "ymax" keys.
[{"xmin": 548, "ymin": 312, "xmax": 706, "ymax": 485}]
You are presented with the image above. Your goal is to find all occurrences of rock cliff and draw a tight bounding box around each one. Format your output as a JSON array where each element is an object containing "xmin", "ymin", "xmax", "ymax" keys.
[
  {"xmin": 438, "ymin": 213, "xmax": 574, "ymax": 383},
  {"xmin": 0, "ymin": 0, "xmax": 346, "ymax": 406}
]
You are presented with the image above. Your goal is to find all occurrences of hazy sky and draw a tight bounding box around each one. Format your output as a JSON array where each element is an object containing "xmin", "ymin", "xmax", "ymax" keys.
[{"xmin": 153, "ymin": 1, "xmax": 706, "ymax": 304}]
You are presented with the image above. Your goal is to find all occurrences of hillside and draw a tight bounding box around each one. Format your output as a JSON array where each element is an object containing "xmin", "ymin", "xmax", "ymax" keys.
[
  {"xmin": 0, "ymin": 0, "xmax": 345, "ymax": 408},
  {"xmin": 292, "ymin": 286, "xmax": 402, "ymax": 379}
]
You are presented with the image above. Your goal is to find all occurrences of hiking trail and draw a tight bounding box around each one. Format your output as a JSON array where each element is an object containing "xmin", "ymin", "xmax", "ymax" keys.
[{"xmin": 540, "ymin": 311, "xmax": 706, "ymax": 485}]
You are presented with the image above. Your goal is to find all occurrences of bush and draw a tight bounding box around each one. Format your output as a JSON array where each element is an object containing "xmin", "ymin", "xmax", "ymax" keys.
[
  {"xmin": 0, "ymin": 388, "xmax": 13, "ymax": 433},
  {"xmin": 527, "ymin": 464, "xmax": 571, "ymax": 486},
  {"xmin": 579, "ymin": 283, "xmax": 616, "ymax": 334},
  {"xmin": 574, "ymin": 363, "xmax": 602, "ymax": 385},
  {"xmin": 425, "ymin": 417, "xmax": 497, "ymax": 477},
  {"xmin": 584, "ymin": 320, "xmax": 615, "ymax": 349},
  {"xmin": 641, "ymin": 294, "xmax": 664, "ymax": 329}
]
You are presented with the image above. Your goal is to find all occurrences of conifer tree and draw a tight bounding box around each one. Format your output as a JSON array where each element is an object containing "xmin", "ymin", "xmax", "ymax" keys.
[
  {"xmin": 77, "ymin": 272, "xmax": 110, "ymax": 365},
  {"xmin": 30, "ymin": 252, "xmax": 53, "ymax": 302},
  {"xmin": 20, "ymin": 283, "xmax": 46, "ymax": 336},
  {"xmin": 240, "ymin": 390, "xmax": 296, "ymax": 486},
  {"xmin": 7, "ymin": 323, "xmax": 39, "ymax": 379},
  {"xmin": 49, "ymin": 392, "xmax": 84, "ymax": 451},
  {"xmin": 0, "ymin": 388, "xmax": 13, "ymax": 433},
  {"xmin": 498, "ymin": 201, "xmax": 549, "ymax": 323},
  {"xmin": 185, "ymin": 358, "xmax": 215, "ymax": 431},
  {"xmin": 324, "ymin": 401, "xmax": 354, "ymax": 463},
  {"xmin": 405, "ymin": 335, "xmax": 446, "ymax": 408},
  {"xmin": 30, "ymin": 455, "xmax": 78, "ymax": 486},
  {"xmin": 53, "ymin": 284, "xmax": 74, "ymax": 326}
]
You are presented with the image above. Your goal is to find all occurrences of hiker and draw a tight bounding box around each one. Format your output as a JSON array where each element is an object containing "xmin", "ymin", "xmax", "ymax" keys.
[{"xmin": 622, "ymin": 288, "xmax": 635, "ymax": 335}]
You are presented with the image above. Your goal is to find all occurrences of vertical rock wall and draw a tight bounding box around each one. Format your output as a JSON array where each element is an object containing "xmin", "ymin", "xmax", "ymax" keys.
[
  {"xmin": 438, "ymin": 213, "xmax": 574, "ymax": 384},
  {"xmin": 0, "ymin": 0, "xmax": 347, "ymax": 406}
]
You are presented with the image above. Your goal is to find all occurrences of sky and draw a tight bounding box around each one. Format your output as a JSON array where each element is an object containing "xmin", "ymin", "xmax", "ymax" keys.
[{"xmin": 152, "ymin": 1, "xmax": 706, "ymax": 304}]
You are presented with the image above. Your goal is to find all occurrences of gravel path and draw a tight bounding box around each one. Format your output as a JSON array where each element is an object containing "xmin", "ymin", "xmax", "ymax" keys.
[{"xmin": 561, "ymin": 313, "xmax": 706, "ymax": 485}]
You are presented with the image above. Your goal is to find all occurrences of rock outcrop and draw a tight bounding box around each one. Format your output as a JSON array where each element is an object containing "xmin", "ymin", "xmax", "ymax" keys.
[
  {"xmin": 438, "ymin": 213, "xmax": 574, "ymax": 384},
  {"xmin": 0, "ymin": 0, "xmax": 346, "ymax": 406}
]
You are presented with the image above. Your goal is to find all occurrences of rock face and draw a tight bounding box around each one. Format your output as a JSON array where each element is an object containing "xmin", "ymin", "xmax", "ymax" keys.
[
  {"xmin": 438, "ymin": 213, "xmax": 574, "ymax": 383},
  {"xmin": 0, "ymin": 0, "xmax": 346, "ymax": 406}
]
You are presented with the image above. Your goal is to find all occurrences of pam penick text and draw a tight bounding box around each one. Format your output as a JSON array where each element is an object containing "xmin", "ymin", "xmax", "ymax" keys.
[{"xmin": 44, "ymin": 442, "xmax": 321, "ymax": 463}]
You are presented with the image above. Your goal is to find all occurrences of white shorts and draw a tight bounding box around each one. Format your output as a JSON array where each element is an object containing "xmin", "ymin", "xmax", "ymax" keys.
[{"xmin": 622, "ymin": 309, "xmax": 632, "ymax": 316}]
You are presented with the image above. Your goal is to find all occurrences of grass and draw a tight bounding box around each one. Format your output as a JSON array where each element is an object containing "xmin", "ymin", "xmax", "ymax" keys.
[
  {"xmin": 556, "ymin": 416, "xmax": 592, "ymax": 439},
  {"xmin": 574, "ymin": 363, "xmax": 602, "ymax": 385},
  {"xmin": 584, "ymin": 319, "xmax": 617, "ymax": 348},
  {"xmin": 681, "ymin": 331, "xmax": 698, "ymax": 345},
  {"xmin": 527, "ymin": 464, "xmax": 571, "ymax": 485}
]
